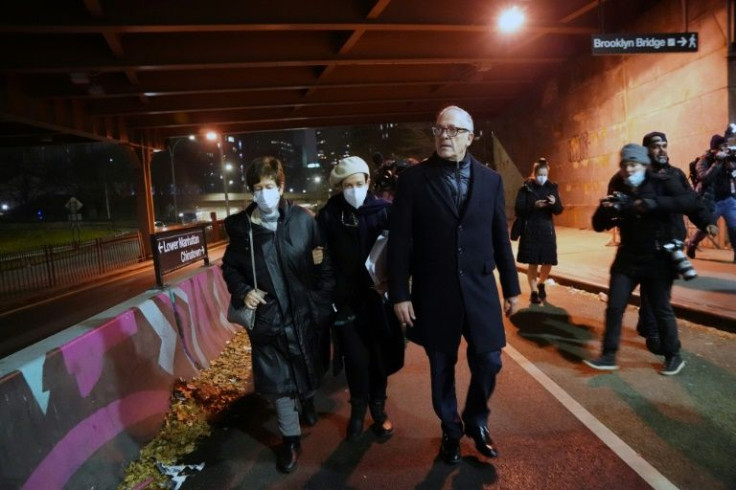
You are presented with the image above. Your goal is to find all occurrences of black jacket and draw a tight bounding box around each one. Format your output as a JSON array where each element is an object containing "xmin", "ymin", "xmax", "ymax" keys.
[
  {"xmin": 317, "ymin": 192, "xmax": 404, "ymax": 375},
  {"xmin": 594, "ymin": 171, "xmax": 701, "ymax": 278},
  {"xmin": 612, "ymin": 164, "xmax": 710, "ymax": 240},
  {"xmin": 388, "ymin": 152, "xmax": 521, "ymax": 354},
  {"xmin": 222, "ymin": 199, "xmax": 335, "ymax": 395},
  {"xmin": 514, "ymin": 178, "xmax": 563, "ymax": 265}
]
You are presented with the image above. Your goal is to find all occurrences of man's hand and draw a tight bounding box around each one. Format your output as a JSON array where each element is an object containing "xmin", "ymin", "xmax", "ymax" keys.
[
  {"xmin": 504, "ymin": 296, "xmax": 519, "ymax": 317},
  {"xmin": 312, "ymin": 246, "xmax": 324, "ymax": 265},
  {"xmin": 393, "ymin": 301, "xmax": 416, "ymax": 327},
  {"xmin": 706, "ymin": 224, "xmax": 719, "ymax": 236}
]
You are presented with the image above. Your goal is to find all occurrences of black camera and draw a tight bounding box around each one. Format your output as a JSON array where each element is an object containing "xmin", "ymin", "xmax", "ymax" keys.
[
  {"xmin": 600, "ymin": 191, "xmax": 631, "ymax": 213},
  {"xmin": 662, "ymin": 239, "xmax": 698, "ymax": 281}
]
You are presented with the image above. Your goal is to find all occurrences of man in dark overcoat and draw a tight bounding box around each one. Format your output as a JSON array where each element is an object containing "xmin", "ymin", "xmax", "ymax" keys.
[{"xmin": 388, "ymin": 105, "xmax": 520, "ymax": 464}]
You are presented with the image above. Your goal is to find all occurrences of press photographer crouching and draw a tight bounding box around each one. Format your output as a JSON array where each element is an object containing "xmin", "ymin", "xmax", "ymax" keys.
[{"xmin": 584, "ymin": 143, "xmax": 703, "ymax": 376}]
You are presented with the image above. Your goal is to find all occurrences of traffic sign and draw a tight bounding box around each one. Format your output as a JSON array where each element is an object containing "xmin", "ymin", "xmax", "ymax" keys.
[
  {"xmin": 65, "ymin": 196, "xmax": 83, "ymax": 212},
  {"xmin": 592, "ymin": 32, "xmax": 698, "ymax": 54}
]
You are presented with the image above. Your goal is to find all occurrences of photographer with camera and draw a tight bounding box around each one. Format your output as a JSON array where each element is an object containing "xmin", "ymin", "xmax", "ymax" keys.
[
  {"xmin": 584, "ymin": 144, "xmax": 701, "ymax": 376},
  {"xmin": 686, "ymin": 133, "xmax": 736, "ymax": 263},
  {"xmin": 632, "ymin": 132, "xmax": 715, "ymax": 355}
]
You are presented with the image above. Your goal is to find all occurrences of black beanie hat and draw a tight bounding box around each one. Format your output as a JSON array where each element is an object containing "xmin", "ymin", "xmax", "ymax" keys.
[
  {"xmin": 642, "ymin": 131, "xmax": 667, "ymax": 147},
  {"xmin": 710, "ymin": 134, "xmax": 726, "ymax": 150}
]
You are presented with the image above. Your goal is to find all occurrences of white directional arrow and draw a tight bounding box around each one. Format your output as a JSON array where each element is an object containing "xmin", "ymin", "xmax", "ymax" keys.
[{"xmin": 678, "ymin": 37, "xmax": 687, "ymax": 46}]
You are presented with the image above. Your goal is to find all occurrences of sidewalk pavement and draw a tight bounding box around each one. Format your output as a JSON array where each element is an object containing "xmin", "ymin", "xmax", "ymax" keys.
[{"xmin": 511, "ymin": 226, "xmax": 736, "ymax": 332}]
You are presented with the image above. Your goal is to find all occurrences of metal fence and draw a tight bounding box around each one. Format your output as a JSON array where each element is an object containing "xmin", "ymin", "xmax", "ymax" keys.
[{"xmin": 0, "ymin": 232, "xmax": 144, "ymax": 299}]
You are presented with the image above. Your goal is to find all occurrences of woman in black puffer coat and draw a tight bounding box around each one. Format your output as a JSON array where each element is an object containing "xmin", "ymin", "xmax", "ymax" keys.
[
  {"xmin": 222, "ymin": 156, "xmax": 335, "ymax": 473},
  {"xmin": 514, "ymin": 158, "xmax": 564, "ymax": 304}
]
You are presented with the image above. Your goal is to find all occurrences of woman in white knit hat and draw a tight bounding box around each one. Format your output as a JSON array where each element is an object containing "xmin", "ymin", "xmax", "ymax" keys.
[{"xmin": 317, "ymin": 156, "xmax": 405, "ymax": 441}]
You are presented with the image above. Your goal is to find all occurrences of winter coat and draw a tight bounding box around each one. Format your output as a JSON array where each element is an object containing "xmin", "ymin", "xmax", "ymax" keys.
[
  {"xmin": 612, "ymin": 165, "xmax": 712, "ymax": 239},
  {"xmin": 222, "ymin": 199, "xmax": 335, "ymax": 395},
  {"xmin": 317, "ymin": 192, "xmax": 404, "ymax": 375},
  {"xmin": 593, "ymin": 171, "xmax": 701, "ymax": 279},
  {"xmin": 514, "ymin": 178, "xmax": 563, "ymax": 265},
  {"xmin": 388, "ymin": 152, "xmax": 521, "ymax": 354}
]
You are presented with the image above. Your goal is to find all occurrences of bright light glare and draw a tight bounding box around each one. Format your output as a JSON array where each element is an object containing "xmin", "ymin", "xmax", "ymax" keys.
[
  {"xmin": 1, "ymin": 204, "xmax": 8, "ymax": 211},
  {"xmin": 205, "ymin": 131, "xmax": 218, "ymax": 141},
  {"xmin": 225, "ymin": 163, "xmax": 233, "ymax": 171},
  {"xmin": 314, "ymin": 176, "xmax": 322, "ymax": 183},
  {"xmin": 498, "ymin": 6, "xmax": 525, "ymax": 32},
  {"xmin": 188, "ymin": 135, "xmax": 196, "ymax": 141}
]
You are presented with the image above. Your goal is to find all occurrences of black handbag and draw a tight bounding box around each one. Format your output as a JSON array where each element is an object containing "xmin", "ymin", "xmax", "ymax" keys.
[
  {"xmin": 226, "ymin": 218, "xmax": 258, "ymax": 330},
  {"xmin": 510, "ymin": 217, "xmax": 525, "ymax": 241}
]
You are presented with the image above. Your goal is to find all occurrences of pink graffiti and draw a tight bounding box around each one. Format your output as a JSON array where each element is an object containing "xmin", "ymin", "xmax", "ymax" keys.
[
  {"xmin": 22, "ymin": 390, "xmax": 171, "ymax": 490},
  {"xmin": 60, "ymin": 311, "xmax": 138, "ymax": 397}
]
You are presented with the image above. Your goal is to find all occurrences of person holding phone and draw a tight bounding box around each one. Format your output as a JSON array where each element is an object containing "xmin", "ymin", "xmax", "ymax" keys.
[{"xmin": 514, "ymin": 158, "xmax": 564, "ymax": 304}]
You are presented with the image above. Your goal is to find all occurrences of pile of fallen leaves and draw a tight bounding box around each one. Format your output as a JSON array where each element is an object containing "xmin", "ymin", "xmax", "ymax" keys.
[{"xmin": 119, "ymin": 329, "xmax": 253, "ymax": 489}]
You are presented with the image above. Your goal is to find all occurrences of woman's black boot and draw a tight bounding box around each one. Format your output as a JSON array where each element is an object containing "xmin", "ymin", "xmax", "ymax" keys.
[
  {"xmin": 276, "ymin": 435, "xmax": 301, "ymax": 473},
  {"xmin": 369, "ymin": 398, "xmax": 394, "ymax": 438},
  {"xmin": 300, "ymin": 396, "xmax": 318, "ymax": 426},
  {"xmin": 346, "ymin": 399, "xmax": 367, "ymax": 441}
]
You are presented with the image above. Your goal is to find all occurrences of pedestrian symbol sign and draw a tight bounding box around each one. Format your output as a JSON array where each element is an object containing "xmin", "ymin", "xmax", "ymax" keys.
[{"xmin": 592, "ymin": 32, "xmax": 698, "ymax": 54}]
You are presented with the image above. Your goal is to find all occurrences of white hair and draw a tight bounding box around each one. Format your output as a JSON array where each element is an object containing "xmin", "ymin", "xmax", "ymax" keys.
[{"xmin": 437, "ymin": 105, "xmax": 474, "ymax": 133}]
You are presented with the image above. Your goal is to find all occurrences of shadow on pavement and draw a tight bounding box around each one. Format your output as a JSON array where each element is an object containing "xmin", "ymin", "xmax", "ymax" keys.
[
  {"xmin": 588, "ymin": 357, "xmax": 736, "ymax": 486},
  {"xmin": 509, "ymin": 302, "xmax": 597, "ymax": 364},
  {"xmin": 415, "ymin": 453, "xmax": 498, "ymax": 490}
]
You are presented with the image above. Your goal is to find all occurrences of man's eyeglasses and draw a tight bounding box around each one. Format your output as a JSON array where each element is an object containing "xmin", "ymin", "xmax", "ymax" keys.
[{"xmin": 431, "ymin": 126, "xmax": 471, "ymax": 138}]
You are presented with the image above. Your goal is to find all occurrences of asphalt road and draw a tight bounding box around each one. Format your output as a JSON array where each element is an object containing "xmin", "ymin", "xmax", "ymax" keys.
[{"xmin": 177, "ymin": 276, "xmax": 735, "ymax": 489}]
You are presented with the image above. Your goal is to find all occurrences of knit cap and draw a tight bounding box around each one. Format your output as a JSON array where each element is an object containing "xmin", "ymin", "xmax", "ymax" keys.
[
  {"xmin": 620, "ymin": 143, "xmax": 651, "ymax": 166},
  {"xmin": 710, "ymin": 134, "xmax": 726, "ymax": 150},
  {"xmin": 329, "ymin": 156, "xmax": 370, "ymax": 187}
]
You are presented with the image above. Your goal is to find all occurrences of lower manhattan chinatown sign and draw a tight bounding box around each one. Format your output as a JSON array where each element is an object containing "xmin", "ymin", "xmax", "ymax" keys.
[
  {"xmin": 591, "ymin": 32, "xmax": 698, "ymax": 54},
  {"xmin": 152, "ymin": 225, "xmax": 209, "ymax": 287}
]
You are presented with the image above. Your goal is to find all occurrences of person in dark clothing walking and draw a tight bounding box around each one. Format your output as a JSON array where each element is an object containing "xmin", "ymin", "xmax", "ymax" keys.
[
  {"xmin": 316, "ymin": 156, "xmax": 404, "ymax": 442},
  {"xmin": 584, "ymin": 144, "xmax": 701, "ymax": 376},
  {"xmin": 633, "ymin": 132, "xmax": 715, "ymax": 354},
  {"xmin": 221, "ymin": 157, "xmax": 335, "ymax": 473},
  {"xmin": 514, "ymin": 157, "xmax": 563, "ymax": 304},
  {"xmin": 687, "ymin": 134, "xmax": 736, "ymax": 262},
  {"xmin": 388, "ymin": 105, "xmax": 520, "ymax": 464}
]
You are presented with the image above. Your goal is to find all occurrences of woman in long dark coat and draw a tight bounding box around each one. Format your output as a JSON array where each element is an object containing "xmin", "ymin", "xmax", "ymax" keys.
[
  {"xmin": 222, "ymin": 156, "xmax": 335, "ymax": 473},
  {"xmin": 316, "ymin": 156, "xmax": 404, "ymax": 441},
  {"xmin": 514, "ymin": 158, "xmax": 564, "ymax": 304}
]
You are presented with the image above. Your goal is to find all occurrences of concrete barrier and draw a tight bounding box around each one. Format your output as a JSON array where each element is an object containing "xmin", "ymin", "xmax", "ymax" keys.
[{"xmin": 0, "ymin": 265, "xmax": 237, "ymax": 489}]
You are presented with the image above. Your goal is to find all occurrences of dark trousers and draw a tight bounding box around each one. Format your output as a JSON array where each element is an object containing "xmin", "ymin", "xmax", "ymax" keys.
[
  {"xmin": 424, "ymin": 333, "xmax": 502, "ymax": 440},
  {"xmin": 339, "ymin": 317, "xmax": 388, "ymax": 403},
  {"xmin": 604, "ymin": 272, "xmax": 680, "ymax": 357}
]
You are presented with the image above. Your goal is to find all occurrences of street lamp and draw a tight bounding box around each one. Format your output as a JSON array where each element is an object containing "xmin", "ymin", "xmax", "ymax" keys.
[{"xmin": 205, "ymin": 131, "xmax": 231, "ymax": 216}]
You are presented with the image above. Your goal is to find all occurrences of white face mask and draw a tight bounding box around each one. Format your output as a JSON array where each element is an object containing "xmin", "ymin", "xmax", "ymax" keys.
[
  {"xmin": 343, "ymin": 186, "xmax": 368, "ymax": 209},
  {"xmin": 626, "ymin": 169, "xmax": 646, "ymax": 187},
  {"xmin": 535, "ymin": 176, "xmax": 548, "ymax": 185},
  {"xmin": 254, "ymin": 188, "xmax": 281, "ymax": 213}
]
